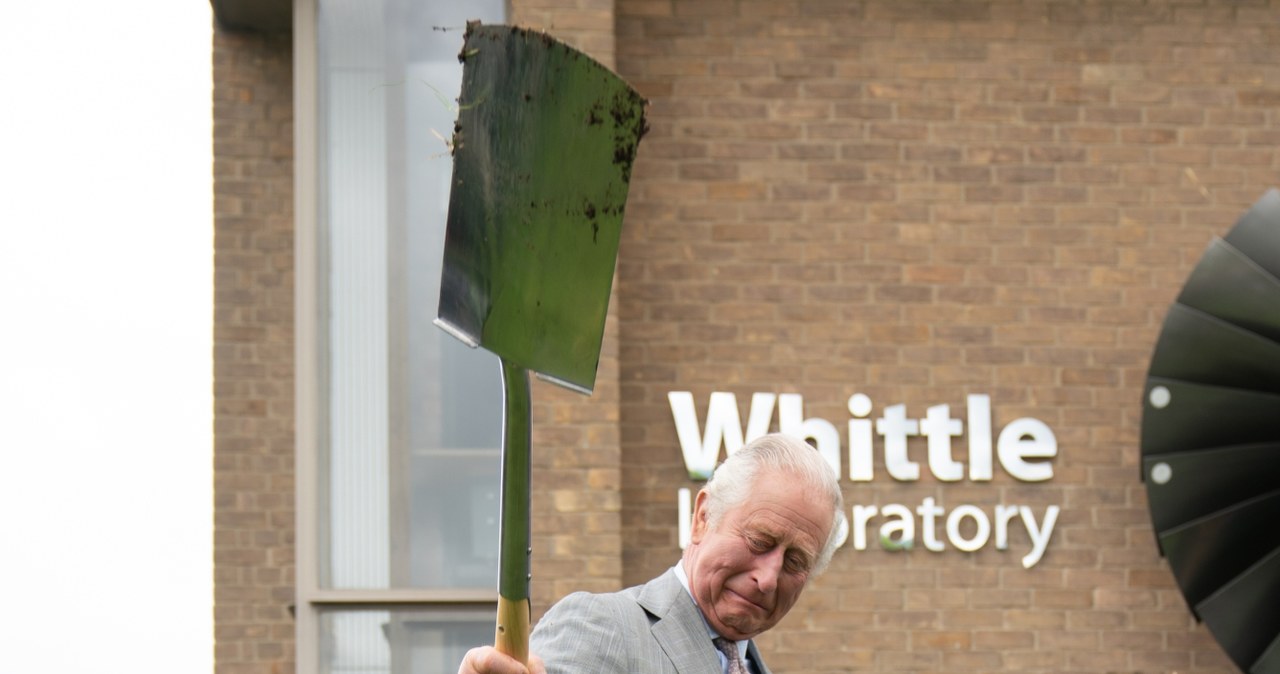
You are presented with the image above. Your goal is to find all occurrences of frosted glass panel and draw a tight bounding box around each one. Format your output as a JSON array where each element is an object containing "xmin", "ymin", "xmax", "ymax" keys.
[
  {"xmin": 318, "ymin": 0, "xmax": 506, "ymax": 592},
  {"xmin": 321, "ymin": 608, "xmax": 491, "ymax": 674}
]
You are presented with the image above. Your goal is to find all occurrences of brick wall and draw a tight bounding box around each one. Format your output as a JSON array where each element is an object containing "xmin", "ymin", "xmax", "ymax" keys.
[
  {"xmin": 213, "ymin": 26, "xmax": 295, "ymax": 674},
  {"xmin": 512, "ymin": 0, "xmax": 618, "ymax": 67},
  {"xmin": 614, "ymin": 1, "xmax": 1279, "ymax": 672}
]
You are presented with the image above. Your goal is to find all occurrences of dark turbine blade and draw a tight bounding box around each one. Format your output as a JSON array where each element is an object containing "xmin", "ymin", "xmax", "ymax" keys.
[
  {"xmin": 1196, "ymin": 545, "xmax": 1280, "ymax": 672},
  {"xmin": 1142, "ymin": 440, "xmax": 1280, "ymax": 533},
  {"xmin": 1176, "ymin": 238, "xmax": 1280, "ymax": 343},
  {"xmin": 1157, "ymin": 489, "xmax": 1280, "ymax": 611},
  {"xmin": 1253, "ymin": 635, "xmax": 1280, "ymax": 674},
  {"xmin": 1224, "ymin": 188, "xmax": 1280, "ymax": 280},
  {"xmin": 1141, "ymin": 379, "xmax": 1280, "ymax": 458},
  {"xmin": 1146, "ymin": 305, "xmax": 1280, "ymax": 396}
]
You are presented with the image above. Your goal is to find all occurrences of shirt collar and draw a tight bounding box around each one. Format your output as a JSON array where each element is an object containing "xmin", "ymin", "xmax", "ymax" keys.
[{"xmin": 673, "ymin": 563, "xmax": 751, "ymax": 663}]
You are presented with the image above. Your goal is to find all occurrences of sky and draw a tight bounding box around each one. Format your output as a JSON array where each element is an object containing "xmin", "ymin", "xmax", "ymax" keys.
[{"xmin": 0, "ymin": 1, "xmax": 214, "ymax": 670}]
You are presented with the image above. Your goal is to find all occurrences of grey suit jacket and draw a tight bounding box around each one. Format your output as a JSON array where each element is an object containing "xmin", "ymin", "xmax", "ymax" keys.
[{"xmin": 530, "ymin": 568, "xmax": 772, "ymax": 674}]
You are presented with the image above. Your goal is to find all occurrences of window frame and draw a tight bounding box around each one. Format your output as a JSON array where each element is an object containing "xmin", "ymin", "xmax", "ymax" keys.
[{"xmin": 293, "ymin": 0, "xmax": 499, "ymax": 670}]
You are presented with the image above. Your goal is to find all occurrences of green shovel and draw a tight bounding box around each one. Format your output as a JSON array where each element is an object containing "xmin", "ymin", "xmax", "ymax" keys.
[{"xmin": 433, "ymin": 22, "xmax": 646, "ymax": 666}]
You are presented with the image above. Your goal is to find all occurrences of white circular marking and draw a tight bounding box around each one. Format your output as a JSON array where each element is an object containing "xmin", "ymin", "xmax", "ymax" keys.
[
  {"xmin": 1151, "ymin": 462, "xmax": 1172, "ymax": 485},
  {"xmin": 848, "ymin": 393, "xmax": 872, "ymax": 417},
  {"xmin": 1148, "ymin": 385, "xmax": 1171, "ymax": 409}
]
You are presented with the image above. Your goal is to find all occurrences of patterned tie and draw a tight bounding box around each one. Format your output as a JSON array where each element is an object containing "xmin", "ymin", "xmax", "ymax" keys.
[{"xmin": 713, "ymin": 636, "xmax": 748, "ymax": 674}]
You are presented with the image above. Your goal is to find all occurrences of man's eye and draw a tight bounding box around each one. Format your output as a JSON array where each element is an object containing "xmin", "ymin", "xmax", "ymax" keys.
[{"xmin": 784, "ymin": 554, "xmax": 809, "ymax": 573}]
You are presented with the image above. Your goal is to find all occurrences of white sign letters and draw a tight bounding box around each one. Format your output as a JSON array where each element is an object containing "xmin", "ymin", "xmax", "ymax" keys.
[{"xmin": 668, "ymin": 391, "xmax": 1061, "ymax": 569}]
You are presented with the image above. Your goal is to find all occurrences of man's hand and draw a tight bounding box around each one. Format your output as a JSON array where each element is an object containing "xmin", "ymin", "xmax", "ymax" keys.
[{"xmin": 458, "ymin": 646, "xmax": 546, "ymax": 674}]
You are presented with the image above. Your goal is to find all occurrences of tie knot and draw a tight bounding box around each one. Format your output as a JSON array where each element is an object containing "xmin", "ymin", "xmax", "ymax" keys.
[{"xmin": 713, "ymin": 637, "xmax": 747, "ymax": 674}]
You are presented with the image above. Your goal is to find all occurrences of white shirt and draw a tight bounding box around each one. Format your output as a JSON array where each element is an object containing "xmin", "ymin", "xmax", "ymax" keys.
[{"xmin": 672, "ymin": 563, "xmax": 755, "ymax": 674}]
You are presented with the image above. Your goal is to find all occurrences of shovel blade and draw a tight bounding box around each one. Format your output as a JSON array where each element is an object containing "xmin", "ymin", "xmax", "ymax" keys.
[{"xmin": 436, "ymin": 23, "xmax": 647, "ymax": 394}]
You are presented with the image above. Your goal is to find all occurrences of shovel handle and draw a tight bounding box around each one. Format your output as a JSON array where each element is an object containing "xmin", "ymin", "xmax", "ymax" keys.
[
  {"xmin": 496, "ymin": 360, "xmax": 532, "ymax": 664},
  {"xmin": 495, "ymin": 595, "xmax": 531, "ymax": 665}
]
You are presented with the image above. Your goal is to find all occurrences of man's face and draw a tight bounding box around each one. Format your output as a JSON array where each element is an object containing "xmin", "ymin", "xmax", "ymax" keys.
[{"xmin": 683, "ymin": 472, "xmax": 834, "ymax": 640}]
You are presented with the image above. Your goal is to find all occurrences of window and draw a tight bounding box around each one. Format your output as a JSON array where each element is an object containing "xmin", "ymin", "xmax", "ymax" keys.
[{"xmin": 296, "ymin": 0, "xmax": 508, "ymax": 671}]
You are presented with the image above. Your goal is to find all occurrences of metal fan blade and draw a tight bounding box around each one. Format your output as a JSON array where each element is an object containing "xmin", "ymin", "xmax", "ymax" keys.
[
  {"xmin": 1142, "ymin": 379, "xmax": 1280, "ymax": 457},
  {"xmin": 1176, "ymin": 238, "xmax": 1280, "ymax": 343},
  {"xmin": 1224, "ymin": 188, "xmax": 1280, "ymax": 279},
  {"xmin": 1158, "ymin": 488, "xmax": 1280, "ymax": 610},
  {"xmin": 1252, "ymin": 636, "xmax": 1280, "ymax": 674},
  {"xmin": 1147, "ymin": 305, "xmax": 1280, "ymax": 395},
  {"xmin": 1196, "ymin": 545, "xmax": 1280, "ymax": 672},
  {"xmin": 1143, "ymin": 441, "xmax": 1280, "ymax": 532}
]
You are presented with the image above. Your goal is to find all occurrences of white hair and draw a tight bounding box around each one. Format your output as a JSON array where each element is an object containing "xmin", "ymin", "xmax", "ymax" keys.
[{"xmin": 702, "ymin": 433, "xmax": 845, "ymax": 574}]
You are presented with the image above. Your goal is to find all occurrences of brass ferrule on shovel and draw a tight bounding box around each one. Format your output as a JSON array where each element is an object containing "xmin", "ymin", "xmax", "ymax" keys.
[{"xmin": 433, "ymin": 22, "xmax": 646, "ymax": 666}]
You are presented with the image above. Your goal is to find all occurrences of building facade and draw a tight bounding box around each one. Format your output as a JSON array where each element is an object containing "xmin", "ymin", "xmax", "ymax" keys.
[{"xmin": 214, "ymin": 0, "xmax": 1280, "ymax": 672}]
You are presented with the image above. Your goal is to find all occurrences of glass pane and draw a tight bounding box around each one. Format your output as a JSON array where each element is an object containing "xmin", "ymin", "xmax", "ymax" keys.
[
  {"xmin": 412, "ymin": 451, "xmax": 500, "ymax": 586},
  {"xmin": 320, "ymin": 607, "xmax": 492, "ymax": 674},
  {"xmin": 318, "ymin": 0, "xmax": 506, "ymax": 591}
]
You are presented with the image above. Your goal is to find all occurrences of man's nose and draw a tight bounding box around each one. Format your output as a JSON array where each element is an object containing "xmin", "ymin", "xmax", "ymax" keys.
[{"xmin": 752, "ymin": 547, "xmax": 785, "ymax": 594}]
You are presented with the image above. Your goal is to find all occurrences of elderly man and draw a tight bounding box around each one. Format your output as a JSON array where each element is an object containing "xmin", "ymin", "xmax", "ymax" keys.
[{"xmin": 459, "ymin": 432, "xmax": 845, "ymax": 674}]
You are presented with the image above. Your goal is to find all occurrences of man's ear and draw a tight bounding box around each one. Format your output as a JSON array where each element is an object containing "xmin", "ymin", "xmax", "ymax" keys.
[{"xmin": 690, "ymin": 489, "xmax": 711, "ymax": 544}]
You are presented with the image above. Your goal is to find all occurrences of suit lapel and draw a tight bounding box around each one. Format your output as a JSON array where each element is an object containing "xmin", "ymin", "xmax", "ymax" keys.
[
  {"xmin": 745, "ymin": 640, "xmax": 771, "ymax": 674},
  {"xmin": 636, "ymin": 569, "xmax": 722, "ymax": 674}
]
